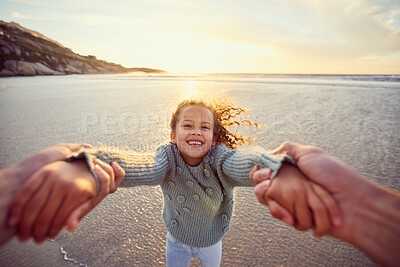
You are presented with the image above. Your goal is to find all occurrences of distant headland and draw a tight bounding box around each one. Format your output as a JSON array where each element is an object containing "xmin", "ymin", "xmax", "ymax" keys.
[{"xmin": 0, "ymin": 21, "xmax": 166, "ymax": 77}]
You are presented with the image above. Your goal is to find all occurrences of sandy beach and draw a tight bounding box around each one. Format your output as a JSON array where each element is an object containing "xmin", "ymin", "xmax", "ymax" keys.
[{"xmin": 0, "ymin": 74, "xmax": 399, "ymax": 266}]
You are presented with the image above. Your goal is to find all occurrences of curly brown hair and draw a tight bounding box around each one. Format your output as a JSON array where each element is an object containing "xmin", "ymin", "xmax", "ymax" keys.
[{"xmin": 170, "ymin": 98, "xmax": 258, "ymax": 149}]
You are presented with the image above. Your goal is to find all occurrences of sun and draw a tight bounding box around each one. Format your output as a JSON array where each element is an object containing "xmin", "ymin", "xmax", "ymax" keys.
[{"xmin": 183, "ymin": 79, "xmax": 198, "ymax": 99}]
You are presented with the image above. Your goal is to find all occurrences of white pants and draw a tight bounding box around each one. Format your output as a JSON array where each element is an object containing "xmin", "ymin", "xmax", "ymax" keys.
[{"xmin": 166, "ymin": 232, "xmax": 222, "ymax": 267}]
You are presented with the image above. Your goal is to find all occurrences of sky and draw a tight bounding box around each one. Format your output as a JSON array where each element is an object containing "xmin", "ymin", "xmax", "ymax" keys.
[{"xmin": 1, "ymin": 0, "xmax": 400, "ymax": 74}]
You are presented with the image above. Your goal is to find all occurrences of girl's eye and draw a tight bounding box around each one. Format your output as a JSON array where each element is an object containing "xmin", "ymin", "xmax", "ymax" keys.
[
  {"xmin": 202, "ymin": 126, "xmax": 210, "ymax": 130},
  {"xmin": 183, "ymin": 124, "xmax": 192, "ymax": 128}
]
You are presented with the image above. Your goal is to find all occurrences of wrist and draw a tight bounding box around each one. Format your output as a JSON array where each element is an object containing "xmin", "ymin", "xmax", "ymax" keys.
[
  {"xmin": 2, "ymin": 164, "xmax": 27, "ymax": 186},
  {"xmin": 16, "ymin": 150, "xmax": 53, "ymax": 181},
  {"xmin": 0, "ymin": 166, "xmax": 25, "ymax": 245},
  {"xmin": 347, "ymin": 181, "xmax": 400, "ymax": 266}
]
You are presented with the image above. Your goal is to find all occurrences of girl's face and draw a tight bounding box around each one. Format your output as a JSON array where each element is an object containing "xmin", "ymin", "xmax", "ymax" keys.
[{"xmin": 171, "ymin": 105, "xmax": 217, "ymax": 166}]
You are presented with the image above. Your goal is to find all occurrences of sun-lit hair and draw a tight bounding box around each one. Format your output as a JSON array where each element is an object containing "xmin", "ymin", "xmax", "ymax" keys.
[{"xmin": 170, "ymin": 98, "xmax": 258, "ymax": 149}]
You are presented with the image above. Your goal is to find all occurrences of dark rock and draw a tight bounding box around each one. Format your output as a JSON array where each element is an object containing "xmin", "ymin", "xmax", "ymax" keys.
[
  {"xmin": 2, "ymin": 46, "xmax": 10, "ymax": 54},
  {"xmin": 4, "ymin": 60, "xmax": 18, "ymax": 72},
  {"xmin": 17, "ymin": 62, "xmax": 35, "ymax": 76},
  {"xmin": 0, "ymin": 20, "xmax": 166, "ymax": 77}
]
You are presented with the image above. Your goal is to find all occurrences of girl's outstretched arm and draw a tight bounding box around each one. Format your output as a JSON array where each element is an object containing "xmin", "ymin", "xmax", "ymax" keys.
[
  {"xmin": 80, "ymin": 145, "xmax": 172, "ymax": 187},
  {"xmin": 216, "ymin": 145, "xmax": 294, "ymax": 187}
]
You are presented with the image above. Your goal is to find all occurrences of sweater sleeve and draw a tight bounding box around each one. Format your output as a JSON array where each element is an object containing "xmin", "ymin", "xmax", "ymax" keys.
[
  {"xmin": 69, "ymin": 145, "xmax": 171, "ymax": 187},
  {"xmin": 215, "ymin": 145, "xmax": 295, "ymax": 187}
]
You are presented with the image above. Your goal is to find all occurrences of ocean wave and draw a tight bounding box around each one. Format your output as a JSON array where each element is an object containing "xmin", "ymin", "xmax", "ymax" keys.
[{"xmin": 107, "ymin": 73, "xmax": 400, "ymax": 89}]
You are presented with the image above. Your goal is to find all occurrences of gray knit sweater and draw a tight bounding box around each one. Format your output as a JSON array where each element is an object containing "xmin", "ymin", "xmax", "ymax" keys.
[{"xmin": 73, "ymin": 143, "xmax": 293, "ymax": 248}]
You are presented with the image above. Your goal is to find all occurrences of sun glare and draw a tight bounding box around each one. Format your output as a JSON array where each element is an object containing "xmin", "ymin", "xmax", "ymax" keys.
[{"xmin": 183, "ymin": 79, "xmax": 198, "ymax": 98}]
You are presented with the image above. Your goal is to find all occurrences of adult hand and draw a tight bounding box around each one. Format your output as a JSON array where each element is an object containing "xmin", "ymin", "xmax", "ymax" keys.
[
  {"xmin": 252, "ymin": 163, "xmax": 342, "ymax": 238},
  {"xmin": 64, "ymin": 161, "xmax": 125, "ymax": 234},
  {"xmin": 9, "ymin": 159, "xmax": 125, "ymax": 243},
  {"xmin": 269, "ymin": 142, "xmax": 369, "ymax": 241},
  {"xmin": 0, "ymin": 143, "xmax": 93, "ymax": 246},
  {"xmin": 252, "ymin": 141, "xmax": 400, "ymax": 266}
]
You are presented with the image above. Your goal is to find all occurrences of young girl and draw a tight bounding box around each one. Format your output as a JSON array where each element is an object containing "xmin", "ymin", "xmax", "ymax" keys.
[{"xmin": 11, "ymin": 99, "xmax": 341, "ymax": 266}]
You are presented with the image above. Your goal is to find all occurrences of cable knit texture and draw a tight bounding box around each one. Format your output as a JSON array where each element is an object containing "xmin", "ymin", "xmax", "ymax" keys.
[{"xmin": 71, "ymin": 143, "xmax": 294, "ymax": 248}]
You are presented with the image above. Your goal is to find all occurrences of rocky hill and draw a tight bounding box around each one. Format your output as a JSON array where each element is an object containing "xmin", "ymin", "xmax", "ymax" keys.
[{"xmin": 0, "ymin": 21, "xmax": 166, "ymax": 77}]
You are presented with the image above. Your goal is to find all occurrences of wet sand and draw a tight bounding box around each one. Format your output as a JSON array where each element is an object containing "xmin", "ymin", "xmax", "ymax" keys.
[{"xmin": 0, "ymin": 75, "xmax": 399, "ymax": 266}]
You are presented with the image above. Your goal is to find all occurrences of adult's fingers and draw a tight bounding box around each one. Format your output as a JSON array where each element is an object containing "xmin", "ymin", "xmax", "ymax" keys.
[
  {"xmin": 111, "ymin": 162, "xmax": 125, "ymax": 191},
  {"xmin": 16, "ymin": 179, "xmax": 52, "ymax": 242},
  {"xmin": 64, "ymin": 164, "xmax": 115, "ymax": 233},
  {"xmin": 48, "ymin": 191, "xmax": 89, "ymax": 239},
  {"xmin": 306, "ymin": 186, "xmax": 330, "ymax": 236},
  {"xmin": 65, "ymin": 201, "xmax": 93, "ymax": 232},
  {"xmin": 311, "ymin": 183, "xmax": 342, "ymax": 227},
  {"xmin": 48, "ymin": 143, "xmax": 93, "ymax": 154},
  {"xmin": 253, "ymin": 180, "xmax": 295, "ymax": 226},
  {"xmin": 62, "ymin": 143, "xmax": 94, "ymax": 152},
  {"xmin": 18, "ymin": 143, "xmax": 94, "ymax": 179},
  {"xmin": 268, "ymin": 199, "xmax": 295, "ymax": 226},
  {"xmin": 9, "ymin": 168, "xmax": 48, "ymax": 227},
  {"xmin": 293, "ymin": 193, "xmax": 314, "ymax": 231},
  {"xmin": 270, "ymin": 141, "xmax": 305, "ymax": 159},
  {"xmin": 31, "ymin": 186, "xmax": 66, "ymax": 243},
  {"xmin": 47, "ymin": 171, "xmax": 94, "ymax": 239}
]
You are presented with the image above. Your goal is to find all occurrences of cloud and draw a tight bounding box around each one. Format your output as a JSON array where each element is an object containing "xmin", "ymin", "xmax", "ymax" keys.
[
  {"xmin": 74, "ymin": 15, "xmax": 119, "ymax": 26},
  {"xmin": 11, "ymin": 11, "xmax": 24, "ymax": 18},
  {"xmin": 10, "ymin": 10, "xmax": 74, "ymax": 21},
  {"xmin": 305, "ymin": 0, "xmax": 400, "ymax": 55},
  {"xmin": 194, "ymin": 0, "xmax": 399, "ymax": 60}
]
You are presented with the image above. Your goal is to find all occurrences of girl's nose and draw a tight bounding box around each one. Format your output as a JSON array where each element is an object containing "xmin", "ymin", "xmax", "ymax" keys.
[{"xmin": 191, "ymin": 129, "xmax": 201, "ymax": 135}]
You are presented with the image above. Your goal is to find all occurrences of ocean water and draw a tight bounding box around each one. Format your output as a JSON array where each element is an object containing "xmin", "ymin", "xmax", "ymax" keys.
[{"xmin": 0, "ymin": 73, "xmax": 399, "ymax": 266}]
